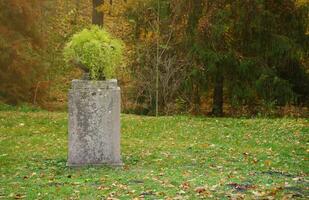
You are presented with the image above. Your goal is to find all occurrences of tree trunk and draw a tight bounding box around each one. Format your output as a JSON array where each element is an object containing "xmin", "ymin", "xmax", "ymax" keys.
[
  {"xmin": 192, "ymin": 83, "xmax": 200, "ymax": 114},
  {"xmin": 92, "ymin": 0, "xmax": 104, "ymax": 26},
  {"xmin": 212, "ymin": 71, "xmax": 224, "ymax": 116}
]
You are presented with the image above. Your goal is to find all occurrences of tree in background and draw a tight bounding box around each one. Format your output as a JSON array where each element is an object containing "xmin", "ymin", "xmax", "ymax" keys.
[
  {"xmin": 191, "ymin": 0, "xmax": 309, "ymax": 116},
  {"xmin": 0, "ymin": 0, "xmax": 48, "ymax": 105},
  {"xmin": 0, "ymin": 0, "xmax": 307, "ymax": 117},
  {"xmin": 124, "ymin": 0, "xmax": 193, "ymax": 115},
  {"xmin": 92, "ymin": 0, "xmax": 104, "ymax": 26},
  {"xmin": 117, "ymin": 0, "xmax": 309, "ymax": 116}
]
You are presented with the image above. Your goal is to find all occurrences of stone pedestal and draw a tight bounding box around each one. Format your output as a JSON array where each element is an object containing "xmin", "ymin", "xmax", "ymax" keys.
[{"xmin": 67, "ymin": 79, "xmax": 122, "ymax": 167}]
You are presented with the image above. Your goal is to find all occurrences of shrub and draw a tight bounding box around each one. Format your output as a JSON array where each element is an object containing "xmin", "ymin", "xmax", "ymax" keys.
[
  {"xmin": 256, "ymin": 74, "xmax": 295, "ymax": 106},
  {"xmin": 63, "ymin": 26, "xmax": 123, "ymax": 80}
]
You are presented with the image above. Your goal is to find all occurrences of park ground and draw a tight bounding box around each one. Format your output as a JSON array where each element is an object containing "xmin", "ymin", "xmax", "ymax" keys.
[{"xmin": 0, "ymin": 110, "xmax": 308, "ymax": 199}]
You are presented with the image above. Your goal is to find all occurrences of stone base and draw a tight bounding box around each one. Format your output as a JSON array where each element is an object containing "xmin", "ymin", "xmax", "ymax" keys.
[
  {"xmin": 67, "ymin": 79, "xmax": 122, "ymax": 167},
  {"xmin": 66, "ymin": 161, "xmax": 123, "ymax": 168}
]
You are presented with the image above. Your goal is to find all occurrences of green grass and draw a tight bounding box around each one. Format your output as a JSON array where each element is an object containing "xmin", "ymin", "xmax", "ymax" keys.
[{"xmin": 0, "ymin": 111, "xmax": 308, "ymax": 199}]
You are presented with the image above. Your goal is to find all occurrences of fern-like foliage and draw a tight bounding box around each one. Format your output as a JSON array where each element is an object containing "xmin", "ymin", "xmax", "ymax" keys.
[{"xmin": 64, "ymin": 26, "xmax": 123, "ymax": 80}]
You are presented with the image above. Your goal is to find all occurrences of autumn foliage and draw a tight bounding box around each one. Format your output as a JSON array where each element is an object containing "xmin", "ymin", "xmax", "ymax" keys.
[
  {"xmin": 0, "ymin": 0, "xmax": 308, "ymax": 116},
  {"xmin": 0, "ymin": 0, "xmax": 47, "ymax": 105}
]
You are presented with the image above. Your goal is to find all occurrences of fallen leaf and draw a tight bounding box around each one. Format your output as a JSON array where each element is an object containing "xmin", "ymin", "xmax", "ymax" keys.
[
  {"xmin": 227, "ymin": 183, "xmax": 256, "ymax": 191},
  {"xmin": 180, "ymin": 182, "xmax": 190, "ymax": 190},
  {"xmin": 264, "ymin": 160, "xmax": 272, "ymax": 167},
  {"xmin": 195, "ymin": 186, "xmax": 206, "ymax": 193},
  {"xmin": 14, "ymin": 194, "xmax": 26, "ymax": 199}
]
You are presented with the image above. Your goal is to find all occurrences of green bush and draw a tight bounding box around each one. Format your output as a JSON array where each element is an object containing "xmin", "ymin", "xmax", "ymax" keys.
[
  {"xmin": 256, "ymin": 74, "xmax": 294, "ymax": 106},
  {"xmin": 63, "ymin": 26, "xmax": 123, "ymax": 80}
]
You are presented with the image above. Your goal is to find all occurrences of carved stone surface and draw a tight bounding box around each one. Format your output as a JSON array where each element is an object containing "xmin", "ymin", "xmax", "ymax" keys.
[{"xmin": 67, "ymin": 79, "xmax": 122, "ymax": 167}]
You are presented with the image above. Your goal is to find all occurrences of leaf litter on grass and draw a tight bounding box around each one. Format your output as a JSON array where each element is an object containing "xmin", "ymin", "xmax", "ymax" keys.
[{"xmin": 0, "ymin": 112, "xmax": 308, "ymax": 199}]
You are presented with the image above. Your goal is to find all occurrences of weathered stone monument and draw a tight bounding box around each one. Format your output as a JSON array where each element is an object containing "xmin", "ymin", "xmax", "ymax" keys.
[{"xmin": 67, "ymin": 79, "xmax": 122, "ymax": 167}]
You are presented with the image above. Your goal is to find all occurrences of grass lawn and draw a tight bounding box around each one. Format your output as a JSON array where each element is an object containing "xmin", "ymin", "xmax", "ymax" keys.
[{"xmin": 0, "ymin": 111, "xmax": 308, "ymax": 199}]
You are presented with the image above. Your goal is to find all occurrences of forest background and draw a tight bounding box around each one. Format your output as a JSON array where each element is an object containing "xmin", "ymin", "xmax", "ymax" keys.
[{"xmin": 0, "ymin": 0, "xmax": 308, "ymax": 117}]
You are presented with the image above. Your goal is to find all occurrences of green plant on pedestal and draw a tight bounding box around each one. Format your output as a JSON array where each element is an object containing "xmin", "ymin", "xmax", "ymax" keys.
[{"xmin": 64, "ymin": 25, "xmax": 123, "ymax": 80}]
